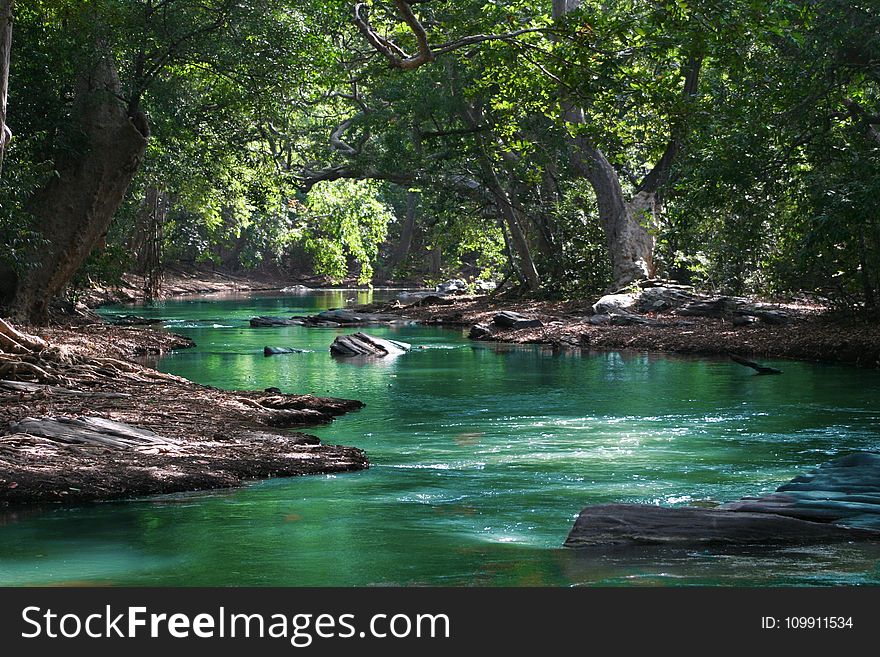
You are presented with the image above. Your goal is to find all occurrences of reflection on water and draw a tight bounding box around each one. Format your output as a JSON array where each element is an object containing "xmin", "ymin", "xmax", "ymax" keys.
[{"xmin": 0, "ymin": 290, "xmax": 878, "ymax": 586}]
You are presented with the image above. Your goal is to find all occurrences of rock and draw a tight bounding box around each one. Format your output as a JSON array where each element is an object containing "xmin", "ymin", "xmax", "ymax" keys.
[
  {"xmin": 678, "ymin": 297, "xmax": 740, "ymax": 317},
  {"xmin": 587, "ymin": 314, "xmax": 611, "ymax": 326},
  {"xmin": 397, "ymin": 290, "xmax": 438, "ymax": 303},
  {"xmin": 263, "ymin": 346, "xmax": 307, "ymax": 357},
  {"xmin": 249, "ymin": 316, "xmax": 303, "ymax": 327},
  {"xmin": 721, "ymin": 452, "xmax": 880, "ymax": 530},
  {"xmin": 592, "ymin": 293, "xmax": 637, "ymax": 315},
  {"xmin": 608, "ymin": 312, "xmax": 656, "ymax": 326},
  {"xmin": 636, "ymin": 278, "xmax": 694, "ymax": 291},
  {"xmin": 280, "ymin": 284, "xmax": 312, "ymax": 292},
  {"xmin": 732, "ymin": 315, "xmax": 759, "ymax": 327},
  {"xmin": 329, "ymin": 332, "xmax": 412, "ymax": 357},
  {"xmin": 492, "ymin": 311, "xmax": 544, "ymax": 330},
  {"xmin": 299, "ymin": 309, "xmax": 409, "ymax": 327},
  {"xmin": 563, "ymin": 504, "xmax": 880, "ymax": 548},
  {"xmin": 435, "ymin": 279, "xmax": 468, "ymax": 294},
  {"xmin": 474, "ymin": 280, "xmax": 496, "ymax": 292},
  {"xmin": 411, "ymin": 294, "xmax": 455, "ymax": 307},
  {"xmin": 110, "ymin": 315, "xmax": 163, "ymax": 326},
  {"xmin": 742, "ymin": 308, "xmax": 790, "ymax": 325},
  {"xmin": 634, "ymin": 286, "xmax": 697, "ymax": 313},
  {"xmin": 468, "ymin": 323, "xmax": 494, "ymax": 340}
]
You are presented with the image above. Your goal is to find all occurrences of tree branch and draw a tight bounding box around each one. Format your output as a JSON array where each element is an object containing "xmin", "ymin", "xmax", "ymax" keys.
[
  {"xmin": 353, "ymin": 2, "xmax": 547, "ymax": 70},
  {"xmin": 637, "ymin": 54, "xmax": 703, "ymax": 196}
]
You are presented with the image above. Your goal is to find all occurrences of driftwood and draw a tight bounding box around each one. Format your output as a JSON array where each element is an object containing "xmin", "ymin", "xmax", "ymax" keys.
[
  {"xmin": 0, "ymin": 379, "xmax": 131, "ymax": 398},
  {"xmin": 330, "ymin": 332, "xmax": 411, "ymax": 357},
  {"xmin": 730, "ymin": 353, "xmax": 782, "ymax": 375},
  {"xmin": 7, "ymin": 415, "xmax": 175, "ymax": 451}
]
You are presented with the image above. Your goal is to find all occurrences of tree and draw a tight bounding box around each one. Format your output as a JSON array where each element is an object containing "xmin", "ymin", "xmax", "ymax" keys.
[
  {"xmin": 0, "ymin": 0, "xmax": 12, "ymax": 171},
  {"xmin": 2, "ymin": 0, "xmax": 299, "ymax": 323}
]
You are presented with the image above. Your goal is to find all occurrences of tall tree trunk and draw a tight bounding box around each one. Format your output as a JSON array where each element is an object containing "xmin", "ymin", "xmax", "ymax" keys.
[
  {"xmin": 9, "ymin": 52, "xmax": 148, "ymax": 324},
  {"xmin": 0, "ymin": 0, "xmax": 13, "ymax": 172},
  {"xmin": 553, "ymin": 0, "xmax": 655, "ymax": 289},
  {"xmin": 570, "ymin": 138, "xmax": 655, "ymax": 288},
  {"xmin": 477, "ymin": 154, "xmax": 541, "ymax": 290},
  {"xmin": 384, "ymin": 189, "xmax": 418, "ymax": 276}
]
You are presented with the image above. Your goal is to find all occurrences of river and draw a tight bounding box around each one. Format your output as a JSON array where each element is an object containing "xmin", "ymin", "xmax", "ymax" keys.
[{"xmin": 1, "ymin": 290, "xmax": 878, "ymax": 586}]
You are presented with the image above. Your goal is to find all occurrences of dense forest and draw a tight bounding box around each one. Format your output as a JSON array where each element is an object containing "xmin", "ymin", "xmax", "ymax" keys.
[{"xmin": 0, "ymin": 0, "xmax": 878, "ymax": 324}]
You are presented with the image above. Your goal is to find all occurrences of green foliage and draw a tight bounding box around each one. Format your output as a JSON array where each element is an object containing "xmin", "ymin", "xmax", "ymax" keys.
[
  {"xmin": 3, "ymin": 0, "xmax": 878, "ymax": 309},
  {"xmin": 298, "ymin": 180, "xmax": 395, "ymax": 284}
]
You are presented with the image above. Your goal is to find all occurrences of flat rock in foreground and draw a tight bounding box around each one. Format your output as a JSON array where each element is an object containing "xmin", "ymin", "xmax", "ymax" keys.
[
  {"xmin": 564, "ymin": 504, "xmax": 880, "ymax": 548},
  {"xmin": 566, "ymin": 452, "xmax": 880, "ymax": 548}
]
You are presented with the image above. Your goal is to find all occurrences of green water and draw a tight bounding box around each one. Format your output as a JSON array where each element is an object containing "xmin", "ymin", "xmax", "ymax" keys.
[{"xmin": 2, "ymin": 290, "xmax": 879, "ymax": 586}]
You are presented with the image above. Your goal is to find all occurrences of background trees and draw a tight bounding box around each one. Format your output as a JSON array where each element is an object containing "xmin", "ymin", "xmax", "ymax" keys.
[{"xmin": 0, "ymin": 0, "xmax": 877, "ymax": 322}]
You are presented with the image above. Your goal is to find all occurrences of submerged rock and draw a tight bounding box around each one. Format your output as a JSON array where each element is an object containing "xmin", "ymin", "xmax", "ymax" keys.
[
  {"xmin": 250, "ymin": 316, "xmax": 303, "ymax": 327},
  {"xmin": 330, "ymin": 332, "xmax": 412, "ymax": 357},
  {"xmin": 298, "ymin": 309, "xmax": 411, "ymax": 327},
  {"xmin": 263, "ymin": 346, "xmax": 307, "ymax": 357},
  {"xmin": 110, "ymin": 315, "xmax": 163, "ymax": 326}
]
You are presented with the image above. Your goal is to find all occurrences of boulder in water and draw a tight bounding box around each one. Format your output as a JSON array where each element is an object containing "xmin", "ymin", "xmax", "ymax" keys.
[
  {"xmin": 468, "ymin": 323, "xmax": 494, "ymax": 340},
  {"xmin": 330, "ymin": 332, "xmax": 412, "ymax": 357},
  {"xmin": 250, "ymin": 316, "xmax": 303, "ymax": 327},
  {"xmin": 564, "ymin": 504, "xmax": 880, "ymax": 548}
]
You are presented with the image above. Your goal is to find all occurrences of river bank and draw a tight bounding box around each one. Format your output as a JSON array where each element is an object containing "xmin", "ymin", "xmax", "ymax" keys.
[
  {"xmin": 358, "ymin": 291, "xmax": 880, "ymax": 368},
  {"xmin": 0, "ymin": 321, "xmax": 367, "ymax": 505},
  {"xmin": 81, "ymin": 265, "xmax": 424, "ymax": 309}
]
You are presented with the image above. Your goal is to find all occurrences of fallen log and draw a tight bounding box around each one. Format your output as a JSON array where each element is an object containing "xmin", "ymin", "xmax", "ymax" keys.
[
  {"xmin": 6, "ymin": 415, "xmax": 175, "ymax": 450},
  {"xmin": 730, "ymin": 353, "xmax": 783, "ymax": 375}
]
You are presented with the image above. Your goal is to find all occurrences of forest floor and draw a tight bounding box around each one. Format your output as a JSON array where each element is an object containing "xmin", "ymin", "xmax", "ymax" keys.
[
  {"xmin": 0, "ymin": 323, "xmax": 367, "ymax": 506},
  {"xmin": 363, "ymin": 294, "xmax": 880, "ymax": 368}
]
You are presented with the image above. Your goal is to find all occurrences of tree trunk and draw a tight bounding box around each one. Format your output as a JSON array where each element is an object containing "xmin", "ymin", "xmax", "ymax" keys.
[
  {"xmin": 384, "ymin": 189, "xmax": 418, "ymax": 276},
  {"xmin": 477, "ymin": 155, "xmax": 541, "ymax": 290},
  {"xmin": 9, "ymin": 52, "xmax": 148, "ymax": 324},
  {"xmin": 553, "ymin": 0, "xmax": 655, "ymax": 289},
  {"xmin": 0, "ymin": 0, "xmax": 12, "ymax": 168}
]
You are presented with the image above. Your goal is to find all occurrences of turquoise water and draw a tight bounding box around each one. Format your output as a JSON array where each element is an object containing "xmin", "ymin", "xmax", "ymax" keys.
[{"xmin": 1, "ymin": 290, "xmax": 879, "ymax": 586}]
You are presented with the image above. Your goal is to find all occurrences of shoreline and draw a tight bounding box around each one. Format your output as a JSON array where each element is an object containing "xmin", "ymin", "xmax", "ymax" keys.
[
  {"xmin": 360, "ymin": 294, "xmax": 880, "ymax": 368},
  {"xmin": 0, "ymin": 322, "xmax": 368, "ymax": 506}
]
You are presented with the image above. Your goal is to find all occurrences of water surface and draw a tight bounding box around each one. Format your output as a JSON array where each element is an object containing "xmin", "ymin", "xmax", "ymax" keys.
[{"xmin": 1, "ymin": 290, "xmax": 879, "ymax": 586}]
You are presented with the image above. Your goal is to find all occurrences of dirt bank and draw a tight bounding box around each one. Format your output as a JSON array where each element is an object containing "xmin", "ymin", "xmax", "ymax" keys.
[
  {"xmin": 366, "ymin": 294, "xmax": 880, "ymax": 367},
  {"xmin": 0, "ymin": 323, "xmax": 367, "ymax": 505}
]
